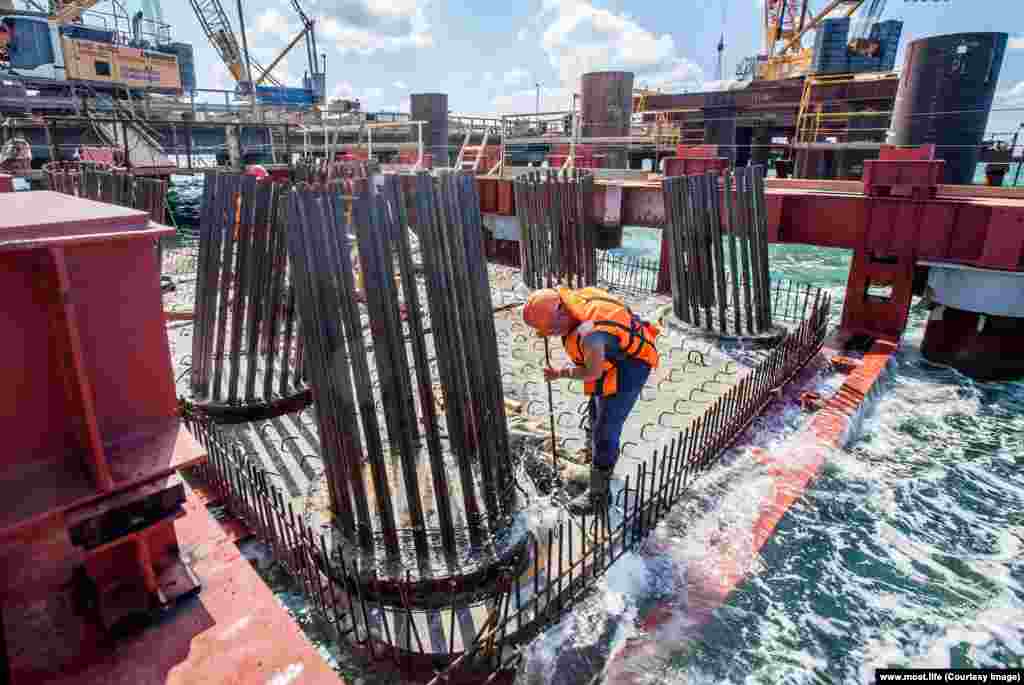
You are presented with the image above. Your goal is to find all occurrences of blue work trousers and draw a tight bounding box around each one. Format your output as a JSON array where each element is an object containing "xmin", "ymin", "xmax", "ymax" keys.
[{"xmin": 588, "ymin": 364, "xmax": 652, "ymax": 471}]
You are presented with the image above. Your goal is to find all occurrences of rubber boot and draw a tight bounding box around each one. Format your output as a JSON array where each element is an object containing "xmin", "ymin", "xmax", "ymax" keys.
[{"xmin": 567, "ymin": 465, "xmax": 612, "ymax": 515}]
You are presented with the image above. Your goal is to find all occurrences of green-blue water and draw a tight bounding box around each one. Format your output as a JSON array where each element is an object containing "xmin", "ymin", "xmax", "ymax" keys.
[{"xmin": 168, "ymin": 173, "xmax": 1023, "ymax": 683}]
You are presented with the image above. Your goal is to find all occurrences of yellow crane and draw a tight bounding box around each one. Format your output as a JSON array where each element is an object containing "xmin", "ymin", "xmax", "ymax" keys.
[
  {"xmin": 51, "ymin": 0, "xmax": 104, "ymax": 24},
  {"xmin": 757, "ymin": 0, "xmax": 886, "ymax": 81}
]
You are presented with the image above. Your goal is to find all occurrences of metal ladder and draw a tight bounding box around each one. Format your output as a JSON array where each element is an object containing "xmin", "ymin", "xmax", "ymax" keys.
[
  {"xmin": 268, "ymin": 125, "xmax": 289, "ymax": 164},
  {"xmin": 453, "ymin": 130, "xmax": 472, "ymax": 168},
  {"xmin": 457, "ymin": 129, "xmax": 490, "ymax": 172}
]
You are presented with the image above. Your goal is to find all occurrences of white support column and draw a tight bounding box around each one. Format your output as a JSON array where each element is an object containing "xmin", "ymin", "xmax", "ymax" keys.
[{"xmin": 416, "ymin": 122, "xmax": 423, "ymax": 169}]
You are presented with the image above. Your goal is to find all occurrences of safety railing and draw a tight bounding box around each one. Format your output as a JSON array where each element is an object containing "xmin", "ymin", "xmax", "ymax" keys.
[
  {"xmin": 596, "ymin": 251, "xmax": 662, "ymax": 296},
  {"xmin": 181, "ymin": 285, "xmax": 831, "ymax": 683}
]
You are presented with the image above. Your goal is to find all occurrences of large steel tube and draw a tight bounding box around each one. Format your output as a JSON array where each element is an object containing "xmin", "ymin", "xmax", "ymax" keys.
[
  {"xmin": 411, "ymin": 92, "xmax": 449, "ymax": 167},
  {"xmin": 581, "ymin": 71, "xmax": 634, "ymax": 169},
  {"xmin": 890, "ymin": 32, "xmax": 1008, "ymax": 185}
]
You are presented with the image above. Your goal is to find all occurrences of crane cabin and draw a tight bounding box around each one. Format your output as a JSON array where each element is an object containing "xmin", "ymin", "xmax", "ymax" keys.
[{"xmin": 0, "ymin": 9, "xmax": 191, "ymax": 96}]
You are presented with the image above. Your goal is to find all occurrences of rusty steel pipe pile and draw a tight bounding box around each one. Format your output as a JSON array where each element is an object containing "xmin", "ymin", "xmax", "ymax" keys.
[
  {"xmin": 514, "ymin": 169, "xmax": 597, "ymax": 289},
  {"xmin": 663, "ymin": 165, "xmax": 780, "ymax": 341},
  {"xmin": 286, "ymin": 171, "xmax": 520, "ymax": 592},
  {"xmin": 187, "ymin": 172, "xmax": 311, "ymax": 421}
]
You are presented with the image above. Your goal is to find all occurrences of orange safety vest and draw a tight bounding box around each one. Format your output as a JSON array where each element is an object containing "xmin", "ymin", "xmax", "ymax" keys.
[{"xmin": 559, "ymin": 287, "xmax": 660, "ymax": 397}]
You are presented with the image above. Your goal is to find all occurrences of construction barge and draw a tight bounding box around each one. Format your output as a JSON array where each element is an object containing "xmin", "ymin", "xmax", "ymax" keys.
[{"xmin": 1, "ymin": 0, "xmax": 1023, "ymax": 680}]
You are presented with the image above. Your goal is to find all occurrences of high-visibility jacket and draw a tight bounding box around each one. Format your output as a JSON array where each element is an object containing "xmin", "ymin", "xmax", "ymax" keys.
[{"xmin": 559, "ymin": 287, "xmax": 660, "ymax": 397}]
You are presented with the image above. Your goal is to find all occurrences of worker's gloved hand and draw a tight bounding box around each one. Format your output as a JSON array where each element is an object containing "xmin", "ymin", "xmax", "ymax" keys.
[{"xmin": 543, "ymin": 365, "xmax": 572, "ymax": 382}]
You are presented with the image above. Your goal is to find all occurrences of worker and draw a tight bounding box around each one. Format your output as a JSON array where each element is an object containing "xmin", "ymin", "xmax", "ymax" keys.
[{"xmin": 522, "ymin": 287, "xmax": 660, "ymax": 513}]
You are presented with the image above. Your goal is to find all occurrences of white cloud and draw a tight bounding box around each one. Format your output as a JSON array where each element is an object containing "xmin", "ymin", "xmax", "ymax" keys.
[
  {"xmin": 531, "ymin": 0, "xmax": 705, "ymax": 91},
  {"xmin": 317, "ymin": 0, "xmax": 432, "ymax": 56},
  {"xmin": 1010, "ymin": 36, "xmax": 1024, "ymax": 50},
  {"xmin": 377, "ymin": 98, "xmax": 410, "ymax": 112},
  {"xmin": 331, "ymin": 81, "xmax": 356, "ymax": 99},
  {"xmin": 364, "ymin": 87, "xmax": 383, "ymax": 98},
  {"xmin": 244, "ymin": 45, "xmax": 300, "ymax": 87},
  {"xmin": 393, "ymin": 80, "xmax": 408, "ymax": 89},
  {"xmin": 696, "ymin": 78, "xmax": 743, "ymax": 93},
  {"xmin": 996, "ymin": 81, "xmax": 1024, "ymax": 107},
  {"xmin": 253, "ymin": 9, "xmax": 294, "ymax": 41},
  {"xmin": 504, "ymin": 69, "xmax": 530, "ymax": 87},
  {"xmin": 491, "ymin": 86, "xmax": 572, "ymax": 115},
  {"xmin": 517, "ymin": 27, "xmax": 528, "ymax": 42}
]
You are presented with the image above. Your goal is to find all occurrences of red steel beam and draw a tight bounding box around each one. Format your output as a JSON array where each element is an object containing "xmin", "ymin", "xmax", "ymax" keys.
[{"xmin": 600, "ymin": 178, "xmax": 1024, "ymax": 271}]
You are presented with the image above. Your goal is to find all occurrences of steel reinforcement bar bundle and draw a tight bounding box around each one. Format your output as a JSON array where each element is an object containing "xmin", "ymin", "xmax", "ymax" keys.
[
  {"xmin": 187, "ymin": 172, "xmax": 311, "ymax": 420},
  {"xmin": 285, "ymin": 170, "xmax": 515, "ymax": 571},
  {"xmin": 45, "ymin": 160, "xmax": 170, "ymax": 263},
  {"xmin": 44, "ymin": 161, "xmax": 168, "ymax": 223},
  {"xmin": 663, "ymin": 165, "xmax": 775, "ymax": 338},
  {"xmin": 514, "ymin": 169, "xmax": 597, "ymax": 289}
]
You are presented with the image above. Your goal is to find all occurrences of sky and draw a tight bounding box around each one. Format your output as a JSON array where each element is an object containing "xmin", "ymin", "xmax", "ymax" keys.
[{"xmin": 94, "ymin": 0, "xmax": 1024, "ymax": 135}]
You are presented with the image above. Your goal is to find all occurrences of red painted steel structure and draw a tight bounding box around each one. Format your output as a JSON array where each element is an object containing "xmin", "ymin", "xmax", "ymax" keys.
[
  {"xmin": 663, "ymin": 144, "xmax": 730, "ymax": 177},
  {"xmin": 0, "ymin": 191, "xmax": 211, "ymax": 682},
  {"xmin": 592, "ymin": 171, "xmax": 1024, "ymax": 342}
]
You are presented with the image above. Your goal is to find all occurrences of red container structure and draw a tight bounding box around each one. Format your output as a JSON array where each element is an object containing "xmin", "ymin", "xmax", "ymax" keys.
[
  {"xmin": 664, "ymin": 144, "xmax": 730, "ymax": 176},
  {"xmin": 0, "ymin": 192, "xmax": 207, "ymax": 679}
]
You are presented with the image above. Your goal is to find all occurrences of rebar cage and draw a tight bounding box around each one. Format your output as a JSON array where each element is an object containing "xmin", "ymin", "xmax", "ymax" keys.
[
  {"xmin": 187, "ymin": 172, "xmax": 312, "ymax": 420},
  {"xmin": 663, "ymin": 164, "xmax": 785, "ymax": 342},
  {"xmin": 286, "ymin": 171, "xmax": 522, "ymax": 595},
  {"xmin": 514, "ymin": 169, "xmax": 597, "ymax": 290}
]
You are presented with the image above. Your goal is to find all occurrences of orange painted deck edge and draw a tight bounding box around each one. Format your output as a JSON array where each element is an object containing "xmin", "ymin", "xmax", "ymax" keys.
[
  {"xmin": 38, "ymin": 486, "xmax": 343, "ymax": 685},
  {"xmin": 605, "ymin": 340, "xmax": 898, "ymax": 682}
]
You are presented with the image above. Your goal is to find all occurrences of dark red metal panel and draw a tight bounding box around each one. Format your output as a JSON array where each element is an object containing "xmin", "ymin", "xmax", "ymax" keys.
[
  {"xmin": 979, "ymin": 205, "xmax": 1024, "ymax": 270},
  {"xmin": 773, "ymin": 192, "xmax": 867, "ymax": 248},
  {"xmin": 663, "ymin": 157, "xmax": 729, "ymax": 177},
  {"xmin": 620, "ymin": 184, "xmax": 665, "ymax": 227},
  {"xmin": 840, "ymin": 250, "xmax": 916, "ymax": 342},
  {"xmin": 879, "ymin": 144, "xmax": 936, "ymax": 161},
  {"xmin": 478, "ymin": 177, "xmax": 498, "ymax": 214},
  {"xmin": 917, "ymin": 203, "xmax": 959, "ymax": 260},
  {"xmin": 863, "ymin": 159, "xmax": 944, "ymax": 198},
  {"xmin": 945, "ymin": 203, "xmax": 990, "ymax": 263},
  {"xmin": 497, "ymin": 180, "xmax": 514, "ymax": 216}
]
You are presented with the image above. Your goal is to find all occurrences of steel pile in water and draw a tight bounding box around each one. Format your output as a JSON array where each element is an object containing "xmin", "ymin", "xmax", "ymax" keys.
[
  {"xmin": 188, "ymin": 172, "xmax": 311, "ymax": 421},
  {"xmin": 663, "ymin": 165, "xmax": 777, "ymax": 339},
  {"xmin": 286, "ymin": 171, "xmax": 515, "ymax": 582},
  {"xmin": 514, "ymin": 169, "xmax": 597, "ymax": 289}
]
